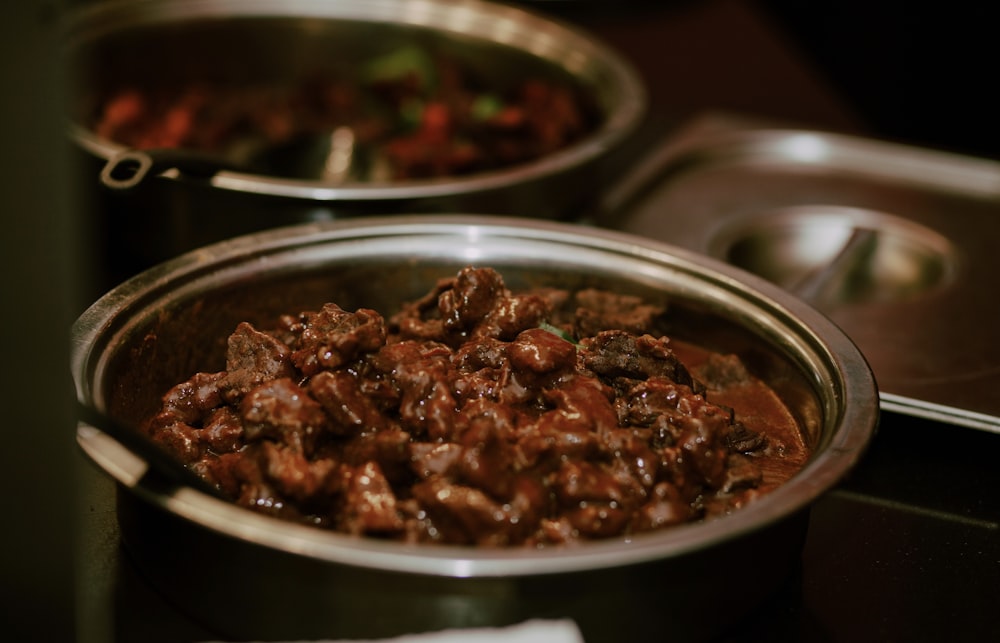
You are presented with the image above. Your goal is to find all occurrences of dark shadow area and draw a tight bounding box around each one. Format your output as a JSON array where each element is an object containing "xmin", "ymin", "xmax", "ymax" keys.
[{"xmin": 752, "ymin": 0, "xmax": 999, "ymax": 159}]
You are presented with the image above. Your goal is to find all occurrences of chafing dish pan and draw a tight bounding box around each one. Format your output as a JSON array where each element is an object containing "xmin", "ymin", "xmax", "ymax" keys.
[{"xmin": 72, "ymin": 216, "xmax": 877, "ymax": 642}]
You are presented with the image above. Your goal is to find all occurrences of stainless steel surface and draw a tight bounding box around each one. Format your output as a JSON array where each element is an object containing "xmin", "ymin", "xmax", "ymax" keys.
[
  {"xmin": 64, "ymin": 0, "xmax": 646, "ymax": 277},
  {"xmin": 604, "ymin": 113, "xmax": 1000, "ymax": 433},
  {"xmin": 100, "ymin": 123, "xmax": 357, "ymax": 188},
  {"xmin": 76, "ymin": 401, "xmax": 231, "ymax": 501},
  {"xmin": 71, "ymin": 215, "xmax": 877, "ymax": 642}
]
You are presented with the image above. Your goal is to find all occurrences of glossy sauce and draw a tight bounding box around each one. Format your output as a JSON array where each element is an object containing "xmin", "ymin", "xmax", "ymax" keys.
[{"xmin": 145, "ymin": 267, "xmax": 810, "ymax": 546}]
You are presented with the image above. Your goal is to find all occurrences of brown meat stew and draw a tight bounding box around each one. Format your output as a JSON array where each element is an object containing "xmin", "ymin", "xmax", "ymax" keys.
[{"xmin": 145, "ymin": 267, "xmax": 809, "ymax": 546}]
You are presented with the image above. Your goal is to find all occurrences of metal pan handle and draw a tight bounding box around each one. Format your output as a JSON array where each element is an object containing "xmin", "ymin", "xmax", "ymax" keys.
[{"xmin": 99, "ymin": 148, "xmax": 233, "ymax": 191}]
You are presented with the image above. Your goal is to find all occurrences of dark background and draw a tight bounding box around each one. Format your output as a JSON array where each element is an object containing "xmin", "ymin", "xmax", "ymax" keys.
[
  {"xmin": 752, "ymin": 0, "xmax": 999, "ymax": 160},
  {"xmin": 1, "ymin": 2, "xmax": 81, "ymax": 642},
  {"xmin": 532, "ymin": 0, "xmax": 999, "ymax": 159},
  {"xmin": 548, "ymin": 0, "xmax": 1000, "ymax": 158}
]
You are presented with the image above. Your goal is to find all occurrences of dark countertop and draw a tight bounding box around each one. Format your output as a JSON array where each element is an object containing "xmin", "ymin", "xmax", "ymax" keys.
[
  {"xmin": 730, "ymin": 411, "xmax": 1000, "ymax": 642},
  {"xmin": 72, "ymin": 2, "xmax": 1000, "ymax": 642}
]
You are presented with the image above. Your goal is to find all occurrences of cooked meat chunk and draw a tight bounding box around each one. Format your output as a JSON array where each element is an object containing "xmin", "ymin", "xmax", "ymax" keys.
[
  {"xmin": 240, "ymin": 378, "xmax": 329, "ymax": 454},
  {"xmin": 219, "ymin": 322, "xmax": 295, "ymax": 401},
  {"xmin": 288, "ymin": 304, "xmax": 386, "ymax": 376},
  {"xmin": 583, "ymin": 331, "xmax": 694, "ymax": 388}
]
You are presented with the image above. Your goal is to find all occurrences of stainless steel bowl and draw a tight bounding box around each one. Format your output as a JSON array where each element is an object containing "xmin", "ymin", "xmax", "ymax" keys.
[
  {"xmin": 72, "ymin": 216, "xmax": 877, "ymax": 642},
  {"xmin": 64, "ymin": 0, "xmax": 646, "ymax": 280}
]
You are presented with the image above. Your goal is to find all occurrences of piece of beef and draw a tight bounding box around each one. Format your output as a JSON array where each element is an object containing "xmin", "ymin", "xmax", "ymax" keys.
[
  {"xmin": 582, "ymin": 330, "xmax": 694, "ymax": 388},
  {"xmin": 218, "ymin": 322, "xmax": 295, "ymax": 402},
  {"xmin": 240, "ymin": 378, "xmax": 330, "ymax": 455},
  {"xmin": 411, "ymin": 477, "xmax": 516, "ymax": 546},
  {"xmin": 289, "ymin": 304, "xmax": 386, "ymax": 376},
  {"xmin": 340, "ymin": 461, "xmax": 404, "ymax": 535},
  {"xmin": 309, "ymin": 370, "xmax": 391, "ymax": 436},
  {"xmin": 372, "ymin": 340, "xmax": 458, "ymax": 441},
  {"xmin": 572, "ymin": 288, "xmax": 665, "ymax": 337}
]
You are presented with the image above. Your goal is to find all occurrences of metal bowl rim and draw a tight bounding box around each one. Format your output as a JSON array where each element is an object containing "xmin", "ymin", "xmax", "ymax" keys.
[{"xmin": 73, "ymin": 215, "xmax": 878, "ymax": 578}]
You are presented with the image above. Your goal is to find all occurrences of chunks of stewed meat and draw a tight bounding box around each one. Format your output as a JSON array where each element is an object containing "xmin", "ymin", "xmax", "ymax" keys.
[{"xmin": 145, "ymin": 266, "xmax": 807, "ymax": 546}]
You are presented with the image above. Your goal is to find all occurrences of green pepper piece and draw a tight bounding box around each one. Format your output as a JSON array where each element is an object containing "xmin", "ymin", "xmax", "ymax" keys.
[
  {"xmin": 470, "ymin": 93, "xmax": 504, "ymax": 121},
  {"xmin": 539, "ymin": 322, "xmax": 578, "ymax": 346},
  {"xmin": 363, "ymin": 45, "xmax": 437, "ymax": 90}
]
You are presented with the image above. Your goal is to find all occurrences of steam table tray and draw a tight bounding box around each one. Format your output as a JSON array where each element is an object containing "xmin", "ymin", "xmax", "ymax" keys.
[{"xmin": 600, "ymin": 113, "xmax": 1000, "ymax": 433}]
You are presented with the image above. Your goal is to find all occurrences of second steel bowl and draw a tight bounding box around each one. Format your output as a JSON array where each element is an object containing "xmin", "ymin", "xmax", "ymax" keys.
[{"xmin": 63, "ymin": 0, "xmax": 647, "ymax": 282}]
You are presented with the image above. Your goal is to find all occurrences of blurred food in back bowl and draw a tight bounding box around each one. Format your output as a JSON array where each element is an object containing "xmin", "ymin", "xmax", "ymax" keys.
[
  {"xmin": 91, "ymin": 45, "xmax": 599, "ymax": 183},
  {"xmin": 63, "ymin": 0, "xmax": 646, "ymax": 283}
]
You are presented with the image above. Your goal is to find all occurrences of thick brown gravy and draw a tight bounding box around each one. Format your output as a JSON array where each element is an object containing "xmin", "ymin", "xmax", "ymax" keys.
[{"xmin": 144, "ymin": 266, "xmax": 810, "ymax": 546}]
